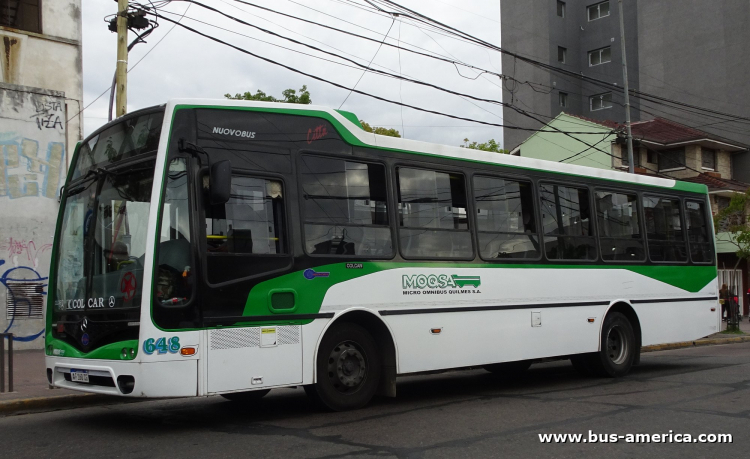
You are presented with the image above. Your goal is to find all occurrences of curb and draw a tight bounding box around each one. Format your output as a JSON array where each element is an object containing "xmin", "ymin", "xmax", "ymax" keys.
[
  {"xmin": 642, "ymin": 335, "xmax": 750, "ymax": 352},
  {"xmin": 0, "ymin": 393, "xmax": 132, "ymax": 415}
]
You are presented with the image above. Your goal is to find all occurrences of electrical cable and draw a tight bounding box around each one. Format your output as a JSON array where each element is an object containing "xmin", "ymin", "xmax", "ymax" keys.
[{"xmin": 144, "ymin": 8, "xmax": 612, "ymax": 135}]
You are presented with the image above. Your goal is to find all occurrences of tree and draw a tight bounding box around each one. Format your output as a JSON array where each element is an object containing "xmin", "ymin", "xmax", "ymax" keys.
[
  {"xmin": 460, "ymin": 138, "xmax": 508, "ymax": 154},
  {"xmin": 713, "ymin": 189, "xmax": 750, "ymax": 331},
  {"xmin": 359, "ymin": 120, "xmax": 401, "ymax": 138},
  {"xmin": 225, "ymin": 85, "xmax": 312, "ymax": 104}
]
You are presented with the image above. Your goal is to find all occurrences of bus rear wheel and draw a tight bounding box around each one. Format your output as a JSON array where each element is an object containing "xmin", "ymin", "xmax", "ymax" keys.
[
  {"xmin": 573, "ymin": 312, "xmax": 636, "ymax": 378},
  {"xmin": 306, "ymin": 323, "xmax": 381, "ymax": 411}
]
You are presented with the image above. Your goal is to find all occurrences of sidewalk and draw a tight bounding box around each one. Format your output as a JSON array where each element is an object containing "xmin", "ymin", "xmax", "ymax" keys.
[
  {"xmin": 2, "ymin": 320, "xmax": 749, "ymax": 415},
  {"xmin": 1, "ymin": 349, "xmax": 121, "ymax": 414}
]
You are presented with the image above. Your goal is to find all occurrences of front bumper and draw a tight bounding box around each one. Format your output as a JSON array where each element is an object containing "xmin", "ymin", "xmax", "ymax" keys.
[{"xmin": 46, "ymin": 356, "xmax": 198, "ymax": 398}]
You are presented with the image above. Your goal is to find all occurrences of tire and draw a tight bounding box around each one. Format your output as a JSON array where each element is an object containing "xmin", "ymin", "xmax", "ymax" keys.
[
  {"xmin": 483, "ymin": 360, "xmax": 532, "ymax": 377},
  {"xmin": 586, "ymin": 312, "xmax": 636, "ymax": 378},
  {"xmin": 221, "ymin": 389, "xmax": 270, "ymax": 402},
  {"xmin": 306, "ymin": 323, "xmax": 381, "ymax": 411}
]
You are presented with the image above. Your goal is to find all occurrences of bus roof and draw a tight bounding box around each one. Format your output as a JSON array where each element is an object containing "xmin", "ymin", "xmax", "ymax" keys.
[{"xmin": 164, "ymin": 99, "xmax": 707, "ymax": 195}]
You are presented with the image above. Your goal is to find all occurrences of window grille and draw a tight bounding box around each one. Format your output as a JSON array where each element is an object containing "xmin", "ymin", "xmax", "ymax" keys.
[{"xmin": 5, "ymin": 281, "xmax": 44, "ymax": 319}]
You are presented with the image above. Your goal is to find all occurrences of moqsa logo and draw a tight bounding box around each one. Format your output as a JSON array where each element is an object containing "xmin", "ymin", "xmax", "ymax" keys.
[{"xmin": 402, "ymin": 274, "xmax": 481, "ymax": 289}]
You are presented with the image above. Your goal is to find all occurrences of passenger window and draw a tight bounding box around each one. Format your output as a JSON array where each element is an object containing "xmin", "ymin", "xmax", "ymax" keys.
[
  {"xmin": 539, "ymin": 184, "xmax": 596, "ymax": 260},
  {"xmin": 685, "ymin": 200, "xmax": 714, "ymax": 263},
  {"xmin": 299, "ymin": 155, "xmax": 392, "ymax": 257},
  {"xmin": 643, "ymin": 196, "xmax": 687, "ymax": 262},
  {"xmin": 595, "ymin": 191, "xmax": 645, "ymax": 261},
  {"xmin": 473, "ymin": 176, "xmax": 540, "ymax": 259},
  {"xmin": 397, "ymin": 167, "xmax": 473, "ymax": 259},
  {"xmin": 205, "ymin": 175, "xmax": 289, "ymax": 284},
  {"xmin": 206, "ymin": 176, "xmax": 286, "ymax": 254}
]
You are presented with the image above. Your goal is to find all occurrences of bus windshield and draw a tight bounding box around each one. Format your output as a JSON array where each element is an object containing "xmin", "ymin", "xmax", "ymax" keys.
[{"xmin": 52, "ymin": 110, "xmax": 163, "ymax": 352}]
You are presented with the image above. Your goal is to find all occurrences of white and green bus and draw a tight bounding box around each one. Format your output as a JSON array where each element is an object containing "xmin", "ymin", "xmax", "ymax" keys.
[{"xmin": 46, "ymin": 100, "xmax": 719, "ymax": 410}]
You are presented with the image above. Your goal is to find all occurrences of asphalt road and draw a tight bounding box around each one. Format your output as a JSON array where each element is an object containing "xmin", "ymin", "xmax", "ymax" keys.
[{"xmin": 2, "ymin": 343, "xmax": 749, "ymax": 458}]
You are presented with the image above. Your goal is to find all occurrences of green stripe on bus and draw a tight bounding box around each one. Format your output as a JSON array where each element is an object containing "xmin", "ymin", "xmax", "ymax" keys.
[{"xmin": 241, "ymin": 262, "xmax": 717, "ymax": 317}]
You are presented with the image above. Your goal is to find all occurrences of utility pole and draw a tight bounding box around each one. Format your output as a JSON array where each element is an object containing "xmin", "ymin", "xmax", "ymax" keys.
[
  {"xmin": 618, "ymin": 0, "xmax": 635, "ymax": 174},
  {"xmin": 115, "ymin": 0, "xmax": 129, "ymax": 118}
]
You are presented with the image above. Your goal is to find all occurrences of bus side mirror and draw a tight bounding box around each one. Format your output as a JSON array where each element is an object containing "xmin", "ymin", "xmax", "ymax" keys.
[{"xmin": 210, "ymin": 160, "xmax": 231, "ymax": 205}]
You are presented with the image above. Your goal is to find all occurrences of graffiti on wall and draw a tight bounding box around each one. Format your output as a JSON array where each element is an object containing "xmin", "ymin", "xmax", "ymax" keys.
[
  {"xmin": 0, "ymin": 258, "xmax": 47, "ymax": 341},
  {"xmin": 0, "ymin": 136, "xmax": 65, "ymax": 199},
  {"xmin": 0, "ymin": 237, "xmax": 53, "ymax": 266}
]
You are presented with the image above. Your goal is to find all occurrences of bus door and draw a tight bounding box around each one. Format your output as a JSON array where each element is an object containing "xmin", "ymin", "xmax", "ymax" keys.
[{"xmin": 200, "ymin": 165, "xmax": 301, "ymax": 394}]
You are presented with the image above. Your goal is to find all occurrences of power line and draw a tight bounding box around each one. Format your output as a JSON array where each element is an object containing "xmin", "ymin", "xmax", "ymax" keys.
[
  {"xmin": 145, "ymin": 8, "xmax": 610, "ymax": 135},
  {"xmin": 144, "ymin": 3, "xmax": 609, "ymax": 135},
  {"xmin": 376, "ymin": 0, "xmax": 750, "ymax": 126}
]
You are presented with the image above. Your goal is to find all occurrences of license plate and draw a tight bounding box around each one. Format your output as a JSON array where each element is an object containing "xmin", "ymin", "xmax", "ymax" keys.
[{"xmin": 70, "ymin": 370, "xmax": 89, "ymax": 383}]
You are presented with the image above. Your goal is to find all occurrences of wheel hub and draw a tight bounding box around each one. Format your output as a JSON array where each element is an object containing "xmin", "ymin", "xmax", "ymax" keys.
[
  {"xmin": 328, "ymin": 341, "xmax": 367, "ymax": 392},
  {"xmin": 607, "ymin": 326, "xmax": 628, "ymax": 365}
]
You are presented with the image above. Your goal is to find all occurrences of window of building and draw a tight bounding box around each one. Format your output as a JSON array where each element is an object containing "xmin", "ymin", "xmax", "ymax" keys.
[
  {"xmin": 0, "ymin": 0, "xmax": 41, "ymax": 33},
  {"xmin": 620, "ymin": 145, "xmax": 640, "ymax": 167},
  {"xmin": 643, "ymin": 196, "xmax": 687, "ymax": 262},
  {"xmin": 539, "ymin": 183, "xmax": 596, "ymax": 260},
  {"xmin": 685, "ymin": 200, "xmax": 714, "ymax": 263},
  {"xmin": 595, "ymin": 191, "xmax": 644, "ymax": 261},
  {"xmin": 701, "ymin": 148, "xmax": 716, "ymax": 170},
  {"xmin": 647, "ymin": 149, "xmax": 657, "ymax": 164},
  {"xmin": 557, "ymin": 1, "xmax": 566, "ymax": 17},
  {"xmin": 587, "ymin": 1, "xmax": 610, "ymax": 21},
  {"xmin": 717, "ymin": 196, "xmax": 731, "ymax": 211},
  {"xmin": 657, "ymin": 148, "xmax": 686, "ymax": 171},
  {"xmin": 588, "ymin": 46, "xmax": 612, "ymax": 66},
  {"xmin": 559, "ymin": 92, "xmax": 568, "ymax": 108},
  {"xmin": 474, "ymin": 176, "xmax": 540, "ymax": 260},
  {"xmin": 558, "ymin": 46, "xmax": 567, "ymax": 63},
  {"xmin": 299, "ymin": 155, "xmax": 392, "ymax": 257},
  {"xmin": 590, "ymin": 92, "xmax": 612, "ymax": 111},
  {"xmin": 397, "ymin": 167, "xmax": 472, "ymax": 259}
]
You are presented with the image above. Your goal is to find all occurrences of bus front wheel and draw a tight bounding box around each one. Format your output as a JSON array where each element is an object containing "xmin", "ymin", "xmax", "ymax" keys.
[
  {"xmin": 306, "ymin": 323, "xmax": 381, "ymax": 411},
  {"xmin": 572, "ymin": 312, "xmax": 636, "ymax": 378}
]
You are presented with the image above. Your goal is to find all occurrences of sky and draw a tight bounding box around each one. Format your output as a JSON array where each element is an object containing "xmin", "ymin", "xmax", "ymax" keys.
[{"xmin": 81, "ymin": 0, "xmax": 507, "ymax": 147}]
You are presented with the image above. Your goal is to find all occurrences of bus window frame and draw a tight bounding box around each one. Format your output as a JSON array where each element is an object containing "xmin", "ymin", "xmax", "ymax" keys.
[
  {"xmin": 296, "ymin": 151, "xmax": 397, "ymax": 260},
  {"xmin": 592, "ymin": 186, "xmax": 647, "ymax": 264},
  {"xmin": 684, "ymin": 197, "xmax": 715, "ymax": 265},
  {"xmin": 641, "ymin": 193, "xmax": 690, "ymax": 265},
  {"xmin": 197, "ymin": 167, "xmax": 294, "ymax": 288},
  {"xmin": 538, "ymin": 180, "xmax": 599, "ymax": 263},
  {"xmin": 150, "ymin": 154, "xmax": 201, "ymax": 326},
  {"xmin": 470, "ymin": 171, "xmax": 543, "ymax": 263},
  {"xmin": 394, "ymin": 162, "xmax": 476, "ymax": 262}
]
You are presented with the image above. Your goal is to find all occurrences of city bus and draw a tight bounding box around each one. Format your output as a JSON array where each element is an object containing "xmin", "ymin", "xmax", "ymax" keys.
[{"xmin": 45, "ymin": 100, "xmax": 719, "ymax": 410}]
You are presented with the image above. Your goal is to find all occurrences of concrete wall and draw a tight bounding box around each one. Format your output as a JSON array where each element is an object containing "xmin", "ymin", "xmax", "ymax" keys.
[
  {"xmin": 0, "ymin": 1, "xmax": 82, "ymax": 349},
  {"xmin": 0, "ymin": 85, "xmax": 67, "ymax": 348},
  {"xmin": 636, "ymin": 0, "xmax": 750, "ymax": 146},
  {"xmin": 0, "ymin": 0, "xmax": 83, "ymax": 165}
]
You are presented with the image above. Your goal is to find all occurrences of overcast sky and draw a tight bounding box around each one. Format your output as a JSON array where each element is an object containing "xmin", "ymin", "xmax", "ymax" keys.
[{"xmin": 82, "ymin": 0, "xmax": 506, "ymax": 147}]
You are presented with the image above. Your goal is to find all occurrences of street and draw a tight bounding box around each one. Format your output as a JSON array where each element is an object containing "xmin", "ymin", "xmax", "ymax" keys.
[{"xmin": 2, "ymin": 343, "xmax": 748, "ymax": 458}]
